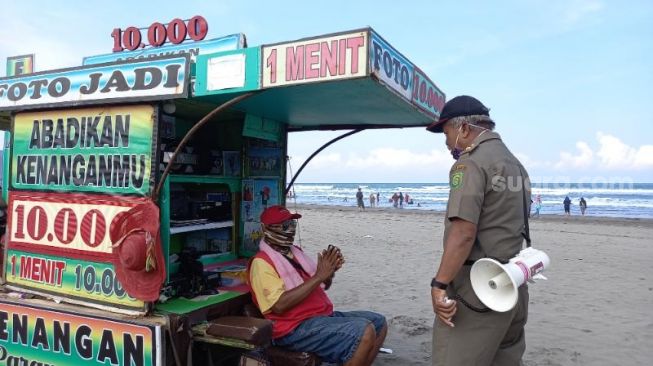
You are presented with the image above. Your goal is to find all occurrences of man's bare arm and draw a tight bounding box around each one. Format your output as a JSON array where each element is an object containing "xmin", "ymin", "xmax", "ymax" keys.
[{"xmin": 434, "ymin": 218, "xmax": 477, "ymax": 283}]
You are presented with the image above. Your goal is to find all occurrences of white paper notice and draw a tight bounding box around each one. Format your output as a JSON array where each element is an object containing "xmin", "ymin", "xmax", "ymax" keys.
[{"xmin": 207, "ymin": 54, "xmax": 246, "ymax": 90}]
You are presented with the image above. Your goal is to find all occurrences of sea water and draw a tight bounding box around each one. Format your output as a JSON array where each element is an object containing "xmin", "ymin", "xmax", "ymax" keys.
[{"xmin": 286, "ymin": 182, "xmax": 653, "ymax": 219}]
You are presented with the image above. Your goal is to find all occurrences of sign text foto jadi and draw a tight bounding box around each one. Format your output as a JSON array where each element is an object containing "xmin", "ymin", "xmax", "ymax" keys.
[{"xmin": 0, "ymin": 56, "xmax": 187, "ymax": 110}]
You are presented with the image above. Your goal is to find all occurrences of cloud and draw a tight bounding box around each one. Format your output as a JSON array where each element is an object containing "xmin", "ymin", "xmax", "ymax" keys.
[
  {"xmin": 289, "ymin": 133, "xmax": 652, "ymax": 182},
  {"xmin": 290, "ymin": 148, "xmax": 453, "ymax": 182},
  {"xmin": 596, "ymin": 132, "xmax": 653, "ymax": 169},
  {"xmin": 555, "ymin": 141, "xmax": 594, "ymax": 169},
  {"xmin": 562, "ymin": 0, "xmax": 605, "ymax": 25},
  {"xmin": 515, "ymin": 152, "xmax": 547, "ymax": 169},
  {"xmin": 291, "ymin": 153, "xmax": 342, "ymax": 169},
  {"xmin": 343, "ymin": 148, "xmax": 451, "ymax": 169},
  {"xmin": 293, "ymin": 148, "xmax": 451, "ymax": 170},
  {"xmin": 554, "ymin": 132, "xmax": 653, "ymax": 171}
]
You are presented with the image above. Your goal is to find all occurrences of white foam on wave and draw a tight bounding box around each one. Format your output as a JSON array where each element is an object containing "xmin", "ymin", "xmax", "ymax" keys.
[
  {"xmin": 293, "ymin": 184, "xmax": 334, "ymax": 192},
  {"xmin": 533, "ymin": 187, "xmax": 653, "ymax": 196}
]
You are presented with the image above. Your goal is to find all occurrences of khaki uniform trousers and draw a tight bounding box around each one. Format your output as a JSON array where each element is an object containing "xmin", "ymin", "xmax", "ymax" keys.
[{"xmin": 432, "ymin": 268, "xmax": 529, "ymax": 366}]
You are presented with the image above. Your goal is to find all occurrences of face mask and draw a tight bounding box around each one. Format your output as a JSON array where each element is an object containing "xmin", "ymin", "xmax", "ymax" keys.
[
  {"xmin": 450, "ymin": 126, "xmax": 463, "ymax": 160},
  {"xmin": 263, "ymin": 220, "xmax": 297, "ymax": 249},
  {"xmin": 449, "ymin": 125, "xmax": 489, "ymax": 160}
]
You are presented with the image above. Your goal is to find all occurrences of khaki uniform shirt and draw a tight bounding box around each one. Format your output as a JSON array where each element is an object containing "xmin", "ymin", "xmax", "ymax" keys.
[{"xmin": 444, "ymin": 131, "xmax": 530, "ymax": 262}]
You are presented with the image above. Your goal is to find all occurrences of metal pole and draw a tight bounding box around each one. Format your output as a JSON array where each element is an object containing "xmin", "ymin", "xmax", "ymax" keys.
[{"xmin": 284, "ymin": 128, "xmax": 363, "ymax": 196}]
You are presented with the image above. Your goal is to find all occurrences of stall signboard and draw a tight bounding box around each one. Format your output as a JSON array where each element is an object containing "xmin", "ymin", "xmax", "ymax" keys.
[
  {"xmin": 83, "ymin": 34, "xmax": 245, "ymax": 65},
  {"xmin": 194, "ymin": 47, "xmax": 261, "ymax": 96},
  {"xmin": 369, "ymin": 31, "xmax": 414, "ymax": 101},
  {"xmin": 6, "ymin": 54, "xmax": 34, "ymax": 76},
  {"xmin": 0, "ymin": 55, "xmax": 189, "ymax": 111},
  {"xmin": 11, "ymin": 105, "xmax": 156, "ymax": 196},
  {"xmin": 262, "ymin": 30, "xmax": 368, "ymax": 88},
  {"xmin": 0, "ymin": 300, "xmax": 161, "ymax": 365},
  {"xmin": 411, "ymin": 67, "xmax": 446, "ymax": 118},
  {"xmin": 4, "ymin": 249, "xmax": 144, "ymax": 310},
  {"xmin": 4, "ymin": 191, "xmax": 148, "ymax": 311}
]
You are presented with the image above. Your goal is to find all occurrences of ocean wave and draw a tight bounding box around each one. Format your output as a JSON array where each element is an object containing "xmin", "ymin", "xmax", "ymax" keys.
[
  {"xmin": 292, "ymin": 184, "xmax": 334, "ymax": 191},
  {"xmin": 287, "ymin": 183, "xmax": 653, "ymax": 218},
  {"xmin": 532, "ymin": 187, "xmax": 653, "ymax": 196}
]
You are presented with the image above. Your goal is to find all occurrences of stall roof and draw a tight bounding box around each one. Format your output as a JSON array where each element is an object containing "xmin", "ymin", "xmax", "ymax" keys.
[
  {"xmin": 193, "ymin": 28, "xmax": 446, "ymax": 131},
  {"xmin": 0, "ymin": 28, "xmax": 445, "ymax": 133},
  {"xmin": 195, "ymin": 77, "xmax": 431, "ymax": 131}
]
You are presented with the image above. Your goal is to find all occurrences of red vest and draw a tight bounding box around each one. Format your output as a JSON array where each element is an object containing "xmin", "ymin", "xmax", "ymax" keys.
[{"xmin": 248, "ymin": 251, "xmax": 333, "ymax": 339}]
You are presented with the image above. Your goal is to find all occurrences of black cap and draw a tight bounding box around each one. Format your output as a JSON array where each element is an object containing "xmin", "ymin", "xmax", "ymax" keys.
[{"xmin": 426, "ymin": 95, "xmax": 490, "ymax": 133}]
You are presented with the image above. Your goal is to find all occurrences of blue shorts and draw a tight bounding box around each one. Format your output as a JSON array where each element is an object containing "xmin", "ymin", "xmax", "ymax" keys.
[{"xmin": 273, "ymin": 310, "xmax": 386, "ymax": 363}]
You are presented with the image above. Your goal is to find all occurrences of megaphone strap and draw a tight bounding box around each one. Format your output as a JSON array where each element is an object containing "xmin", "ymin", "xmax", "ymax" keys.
[
  {"xmin": 464, "ymin": 256, "xmax": 510, "ymax": 266},
  {"xmin": 452, "ymin": 293, "xmax": 491, "ymax": 313},
  {"xmin": 519, "ymin": 167, "xmax": 532, "ymax": 248}
]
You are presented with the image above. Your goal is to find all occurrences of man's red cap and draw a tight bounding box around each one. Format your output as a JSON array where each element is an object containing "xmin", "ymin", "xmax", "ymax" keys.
[{"xmin": 260, "ymin": 205, "xmax": 302, "ymax": 225}]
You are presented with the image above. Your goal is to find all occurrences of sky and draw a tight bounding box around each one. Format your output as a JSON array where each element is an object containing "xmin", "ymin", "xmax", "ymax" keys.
[{"xmin": 1, "ymin": 0, "xmax": 651, "ymax": 183}]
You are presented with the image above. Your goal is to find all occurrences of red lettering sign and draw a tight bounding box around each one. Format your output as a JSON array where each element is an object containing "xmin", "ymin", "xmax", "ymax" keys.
[
  {"xmin": 111, "ymin": 15, "xmax": 208, "ymax": 52},
  {"xmin": 263, "ymin": 31, "xmax": 368, "ymax": 88}
]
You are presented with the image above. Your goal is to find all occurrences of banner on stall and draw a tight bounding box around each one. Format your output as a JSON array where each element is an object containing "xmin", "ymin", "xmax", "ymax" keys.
[
  {"xmin": 411, "ymin": 67, "xmax": 446, "ymax": 118},
  {"xmin": 4, "ymin": 249, "xmax": 144, "ymax": 310},
  {"xmin": 11, "ymin": 105, "xmax": 156, "ymax": 196},
  {"xmin": 0, "ymin": 55, "xmax": 189, "ymax": 111},
  {"xmin": 83, "ymin": 33, "xmax": 245, "ymax": 65},
  {"xmin": 4, "ymin": 191, "xmax": 149, "ymax": 311},
  {"xmin": 369, "ymin": 31, "xmax": 414, "ymax": 101},
  {"xmin": 6, "ymin": 191, "xmax": 151, "ymax": 260},
  {"xmin": 262, "ymin": 30, "xmax": 368, "ymax": 88},
  {"xmin": 0, "ymin": 300, "xmax": 160, "ymax": 365},
  {"xmin": 6, "ymin": 54, "xmax": 34, "ymax": 77}
]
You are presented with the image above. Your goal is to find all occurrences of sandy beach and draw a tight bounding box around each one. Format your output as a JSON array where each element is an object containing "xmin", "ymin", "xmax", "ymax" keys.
[{"xmin": 288, "ymin": 204, "xmax": 653, "ymax": 366}]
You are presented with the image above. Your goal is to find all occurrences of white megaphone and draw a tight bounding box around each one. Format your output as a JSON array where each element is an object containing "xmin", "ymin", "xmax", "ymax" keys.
[{"xmin": 470, "ymin": 247, "xmax": 550, "ymax": 312}]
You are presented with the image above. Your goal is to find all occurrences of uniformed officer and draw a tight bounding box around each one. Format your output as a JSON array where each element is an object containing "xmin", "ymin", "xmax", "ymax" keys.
[{"xmin": 426, "ymin": 95, "xmax": 531, "ymax": 366}]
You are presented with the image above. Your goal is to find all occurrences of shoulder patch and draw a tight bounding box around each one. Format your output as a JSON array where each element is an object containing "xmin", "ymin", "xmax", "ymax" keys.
[
  {"xmin": 453, "ymin": 164, "xmax": 466, "ymax": 171},
  {"xmin": 450, "ymin": 171, "xmax": 464, "ymax": 189}
]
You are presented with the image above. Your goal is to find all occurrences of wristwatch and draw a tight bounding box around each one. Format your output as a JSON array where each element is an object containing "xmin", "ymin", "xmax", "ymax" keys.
[{"xmin": 430, "ymin": 278, "xmax": 448, "ymax": 290}]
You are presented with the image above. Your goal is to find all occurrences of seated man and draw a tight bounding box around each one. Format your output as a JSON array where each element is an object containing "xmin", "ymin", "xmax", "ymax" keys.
[{"xmin": 248, "ymin": 205, "xmax": 387, "ymax": 366}]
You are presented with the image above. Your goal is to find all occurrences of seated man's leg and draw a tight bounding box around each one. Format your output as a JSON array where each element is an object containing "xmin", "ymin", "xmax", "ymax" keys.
[
  {"xmin": 332, "ymin": 311, "xmax": 388, "ymax": 364},
  {"xmin": 273, "ymin": 314, "xmax": 378, "ymax": 365}
]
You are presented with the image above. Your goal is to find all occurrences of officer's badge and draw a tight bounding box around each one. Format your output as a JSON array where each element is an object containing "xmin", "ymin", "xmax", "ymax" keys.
[{"xmin": 450, "ymin": 171, "xmax": 464, "ymax": 189}]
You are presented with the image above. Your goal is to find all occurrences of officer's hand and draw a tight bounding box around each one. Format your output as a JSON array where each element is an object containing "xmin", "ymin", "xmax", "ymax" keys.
[{"xmin": 431, "ymin": 288, "xmax": 456, "ymax": 327}]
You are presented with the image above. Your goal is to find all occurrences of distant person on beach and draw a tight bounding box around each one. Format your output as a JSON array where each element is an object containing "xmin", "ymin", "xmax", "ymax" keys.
[
  {"xmin": 563, "ymin": 196, "xmax": 572, "ymax": 216},
  {"xmin": 376, "ymin": 192, "xmax": 380, "ymax": 206},
  {"xmin": 534, "ymin": 194, "xmax": 542, "ymax": 218},
  {"xmin": 369, "ymin": 193, "xmax": 376, "ymax": 207},
  {"xmin": 579, "ymin": 197, "xmax": 587, "ymax": 215},
  {"xmin": 399, "ymin": 192, "xmax": 404, "ymax": 208},
  {"xmin": 426, "ymin": 95, "xmax": 531, "ymax": 365},
  {"xmin": 248, "ymin": 205, "xmax": 387, "ymax": 365},
  {"xmin": 391, "ymin": 193, "xmax": 399, "ymax": 208},
  {"xmin": 356, "ymin": 187, "xmax": 365, "ymax": 211}
]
